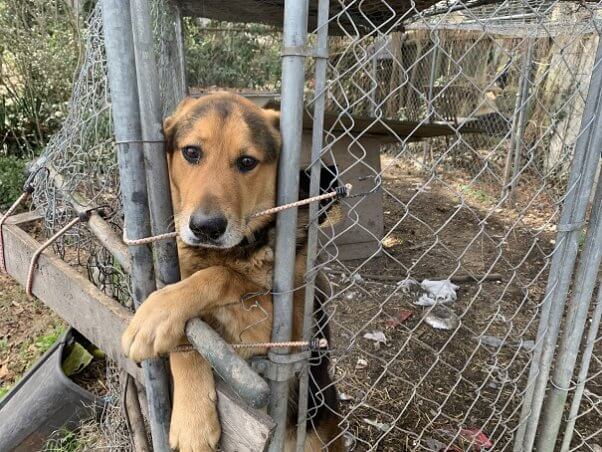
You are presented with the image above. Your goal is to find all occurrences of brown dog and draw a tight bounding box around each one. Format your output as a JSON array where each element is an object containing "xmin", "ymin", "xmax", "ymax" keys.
[{"xmin": 121, "ymin": 92, "xmax": 343, "ymax": 451}]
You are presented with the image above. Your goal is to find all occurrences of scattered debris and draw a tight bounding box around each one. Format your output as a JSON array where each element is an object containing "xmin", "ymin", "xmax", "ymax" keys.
[
  {"xmin": 363, "ymin": 418, "xmax": 391, "ymax": 432},
  {"xmin": 478, "ymin": 335, "xmax": 504, "ymax": 349},
  {"xmin": 518, "ymin": 339, "xmax": 535, "ymax": 351},
  {"xmin": 384, "ymin": 310, "xmax": 413, "ymax": 329},
  {"xmin": 430, "ymin": 427, "xmax": 492, "ymax": 451},
  {"xmin": 417, "ymin": 279, "xmax": 459, "ymax": 306},
  {"xmin": 397, "ymin": 278, "xmax": 420, "ymax": 294},
  {"xmin": 459, "ymin": 428, "xmax": 493, "ymax": 450},
  {"xmin": 424, "ymin": 306, "xmax": 460, "ymax": 330},
  {"xmin": 355, "ymin": 358, "xmax": 368, "ymax": 370},
  {"xmin": 476, "ymin": 336, "xmax": 536, "ymax": 352},
  {"xmin": 363, "ymin": 331, "xmax": 387, "ymax": 348},
  {"xmin": 339, "ymin": 392, "xmax": 354, "ymax": 401},
  {"xmin": 424, "ymin": 437, "xmax": 458, "ymax": 451},
  {"xmin": 343, "ymin": 432, "xmax": 357, "ymax": 451}
]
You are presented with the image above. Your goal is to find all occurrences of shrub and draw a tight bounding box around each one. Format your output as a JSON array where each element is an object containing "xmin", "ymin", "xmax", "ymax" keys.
[{"xmin": 0, "ymin": 154, "xmax": 27, "ymax": 207}]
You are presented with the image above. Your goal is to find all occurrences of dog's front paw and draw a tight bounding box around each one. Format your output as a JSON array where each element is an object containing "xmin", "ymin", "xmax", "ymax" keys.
[
  {"xmin": 121, "ymin": 288, "xmax": 186, "ymax": 361},
  {"xmin": 170, "ymin": 388, "xmax": 221, "ymax": 452}
]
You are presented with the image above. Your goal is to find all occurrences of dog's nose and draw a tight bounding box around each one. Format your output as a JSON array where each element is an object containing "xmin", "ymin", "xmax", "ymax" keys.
[{"xmin": 189, "ymin": 213, "xmax": 228, "ymax": 241}]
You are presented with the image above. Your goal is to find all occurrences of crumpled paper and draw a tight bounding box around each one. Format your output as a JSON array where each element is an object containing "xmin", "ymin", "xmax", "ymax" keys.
[{"xmin": 415, "ymin": 279, "xmax": 460, "ymax": 306}]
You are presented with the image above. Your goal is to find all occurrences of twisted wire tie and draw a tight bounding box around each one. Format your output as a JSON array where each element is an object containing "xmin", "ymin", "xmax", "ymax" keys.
[
  {"xmin": 174, "ymin": 338, "xmax": 329, "ymax": 353},
  {"xmin": 26, "ymin": 211, "xmax": 93, "ymax": 297},
  {"xmin": 123, "ymin": 183, "xmax": 352, "ymax": 246}
]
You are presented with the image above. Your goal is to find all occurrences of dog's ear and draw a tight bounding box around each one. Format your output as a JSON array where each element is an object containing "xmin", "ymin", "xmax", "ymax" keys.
[
  {"xmin": 163, "ymin": 96, "xmax": 196, "ymax": 152},
  {"xmin": 263, "ymin": 109, "xmax": 280, "ymax": 131}
]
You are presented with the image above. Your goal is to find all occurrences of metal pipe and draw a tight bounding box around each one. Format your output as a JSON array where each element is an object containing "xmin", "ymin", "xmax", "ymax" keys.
[
  {"xmin": 295, "ymin": 1, "xmax": 330, "ymax": 450},
  {"xmin": 101, "ymin": 1, "xmax": 172, "ymax": 449},
  {"xmin": 559, "ymin": 280, "xmax": 602, "ymax": 452},
  {"xmin": 514, "ymin": 37, "xmax": 602, "ymax": 452},
  {"xmin": 507, "ymin": 39, "xmax": 534, "ymax": 206},
  {"xmin": 185, "ymin": 318, "xmax": 270, "ymax": 409},
  {"xmin": 173, "ymin": 5, "xmax": 188, "ymax": 98},
  {"xmin": 130, "ymin": 0, "xmax": 271, "ymax": 414},
  {"xmin": 268, "ymin": 1, "xmax": 310, "ymax": 450},
  {"xmin": 130, "ymin": 0, "xmax": 180, "ymax": 289},
  {"xmin": 426, "ymin": 31, "xmax": 440, "ymax": 123},
  {"xmin": 537, "ymin": 164, "xmax": 602, "ymax": 450}
]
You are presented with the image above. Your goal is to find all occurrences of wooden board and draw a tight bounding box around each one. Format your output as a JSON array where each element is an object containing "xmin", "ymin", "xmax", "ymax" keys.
[
  {"xmin": 301, "ymin": 135, "xmax": 384, "ymax": 260},
  {"xmin": 1, "ymin": 221, "xmax": 275, "ymax": 451}
]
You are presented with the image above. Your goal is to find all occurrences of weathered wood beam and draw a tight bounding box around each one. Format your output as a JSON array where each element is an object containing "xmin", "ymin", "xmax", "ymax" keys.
[
  {"xmin": 1, "ymin": 221, "xmax": 275, "ymax": 451},
  {"xmin": 45, "ymin": 164, "xmax": 131, "ymax": 274}
]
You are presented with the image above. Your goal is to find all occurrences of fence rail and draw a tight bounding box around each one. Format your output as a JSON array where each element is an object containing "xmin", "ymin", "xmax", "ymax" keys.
[{"xmin": 14, "ymin": 0, "xmax": 602, "ymax": 450}]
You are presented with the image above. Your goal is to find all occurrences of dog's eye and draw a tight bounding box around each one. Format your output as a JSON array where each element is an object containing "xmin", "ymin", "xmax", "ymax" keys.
[
  {"xmin": 182, "ymin": 146, "xmax": 202, "ymax": 164},
  {"xmin": 236, "ymin": 156, "xmax": 259, "ymax": 172}
]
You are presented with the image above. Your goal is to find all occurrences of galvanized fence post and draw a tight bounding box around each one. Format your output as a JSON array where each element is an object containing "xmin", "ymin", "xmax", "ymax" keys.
[
  {"xmin": 130, "ymin": 0, "xmax": 180, "ymax": 288},
  {"xmin": 559, "ymin": 280, "xmax": 602, "ymax": 452},
  {"xmin": 101, "ymin": 0, "xmax": 172, "ymax": 449},
  {"xmin": 514, "ymin": 36, "xmax": 602, "ymax": 452},
  {"xmin": 537, "ymin": 160, "xmax": 602, "ymax": 450},
  {"xmin": 507, "ymin": 39, "xmax": 534, "ymax": 205},
  {"xmin": 295, "ymin": 1, "xmax": 330, "ymax": 450},
  {"xmin": 506, "ymin": 39, "xmax": 534, "ymax": 206},
  {"xmin": 268, "ymin": 0, "xmax": 310, "ymax": 450}
]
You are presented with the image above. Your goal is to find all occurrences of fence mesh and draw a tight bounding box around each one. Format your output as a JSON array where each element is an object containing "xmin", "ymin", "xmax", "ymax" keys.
[{"xmin": 20, "ymin": 0, "xmax": 602, "ymax": 450}]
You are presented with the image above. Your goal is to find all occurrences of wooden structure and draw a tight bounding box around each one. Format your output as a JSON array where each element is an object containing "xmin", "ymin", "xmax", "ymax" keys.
[{"xmin": 1, "ymin": 212, "xmax": 275, "ymax": 450}]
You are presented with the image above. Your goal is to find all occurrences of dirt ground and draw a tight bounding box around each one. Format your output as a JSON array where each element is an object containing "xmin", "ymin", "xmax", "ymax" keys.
[
  {"xmin": 319, "ymin": 153, "xmax": 601, "ymax": 451},
  {"xmin": 1, "ymin": 151, "xmax": 599, "ymax": 451},
  {"xmin": 0, "ymin": 273, "xmax": 65, "ymax": 399}
]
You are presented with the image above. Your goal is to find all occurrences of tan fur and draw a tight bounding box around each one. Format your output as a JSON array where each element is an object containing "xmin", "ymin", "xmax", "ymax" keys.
[{"xmin": 122, "ymin": 92, "xmax": 342, "ymax": 452}]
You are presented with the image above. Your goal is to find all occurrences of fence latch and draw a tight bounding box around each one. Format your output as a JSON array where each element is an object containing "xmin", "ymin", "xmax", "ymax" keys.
[{"xmin": 251, "ymin": 350, "xmax": 311, "ymax": 382}]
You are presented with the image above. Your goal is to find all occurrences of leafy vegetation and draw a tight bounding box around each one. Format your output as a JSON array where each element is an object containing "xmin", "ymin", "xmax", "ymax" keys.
[{"xmin": 184, "ymin": 19, "xmax": 281, "ymax": 90}]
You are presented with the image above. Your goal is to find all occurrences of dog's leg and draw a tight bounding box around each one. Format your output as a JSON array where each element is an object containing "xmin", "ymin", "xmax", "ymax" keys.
[
  {"xmin": 122, "ymin": 266, "xmax": 260, "ymax": 362},
  {"xmin": 169, "ymin": 351, "xmax": 220, "ymax": 452}
]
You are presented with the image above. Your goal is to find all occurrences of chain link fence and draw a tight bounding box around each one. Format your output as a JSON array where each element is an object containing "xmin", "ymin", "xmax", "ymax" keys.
[{"xmin": 19, "ymin": 0, "xmax": 602, "ymax": 450}]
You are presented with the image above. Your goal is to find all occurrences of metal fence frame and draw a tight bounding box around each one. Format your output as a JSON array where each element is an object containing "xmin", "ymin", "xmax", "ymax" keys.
[{"xmin": 99, "ymin": 0, "xmax": 602, "ymax": 450}]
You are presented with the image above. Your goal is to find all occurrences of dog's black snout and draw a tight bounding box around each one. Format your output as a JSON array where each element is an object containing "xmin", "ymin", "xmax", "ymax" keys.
[{"xmin": 189, "ymin": 214, "xmax": 228, "ymax": 241}]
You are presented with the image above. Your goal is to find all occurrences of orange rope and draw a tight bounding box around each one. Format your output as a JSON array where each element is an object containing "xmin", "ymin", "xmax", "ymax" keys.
[{"xmin": 123, "ymin": 184, "xmax": 351, "ymax": 246}]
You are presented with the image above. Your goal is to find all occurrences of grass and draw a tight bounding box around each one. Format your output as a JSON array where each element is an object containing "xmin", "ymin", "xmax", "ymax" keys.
[
  {"xmin": 1, "ymin": 319, "xmax": 66, "ymax": 402},
  {"xmin": 0, "ymin": 385, "xmax": 10, "ymax": 399},
  {"xmin": 18, "ymin": 324, "xmax": 66, "ymax": 364},
  {"xmin": 460, "ymin": 184, "xmax": 494, "ymax": 204}
]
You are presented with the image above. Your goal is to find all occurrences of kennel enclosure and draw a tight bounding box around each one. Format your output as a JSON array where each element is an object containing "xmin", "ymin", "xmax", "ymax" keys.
[{"xmin": 1, "ymin": 0, "xmax": 601, "ymax": 451}]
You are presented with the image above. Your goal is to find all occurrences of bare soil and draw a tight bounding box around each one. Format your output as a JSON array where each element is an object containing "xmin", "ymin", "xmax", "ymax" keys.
[{"xmin": 321, "ymin": 154, "xmax": 601, "ymax": 451}]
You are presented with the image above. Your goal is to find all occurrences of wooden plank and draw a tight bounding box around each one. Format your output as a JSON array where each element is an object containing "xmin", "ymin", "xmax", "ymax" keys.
[
  {"xmin": 324, "ymin": 240, "xmax": 381, "ymax": 262},
  {"xmin": 216, "ymin": 383, "xmax": 275, "ymax": 452},
  {"xmin": 3, "ymin": 222, "xmax": 139, "ymax": 378},
  {"xmin": 1, "ymin": 222, "xmax": 275, "ymax": 450},
  {"xmin": 5, "ymin": 211, "xmax": 43, "ymax": 225},
  {"xmin": 301, "ymin": 135, "xmax": 384, "ymax": 259}
]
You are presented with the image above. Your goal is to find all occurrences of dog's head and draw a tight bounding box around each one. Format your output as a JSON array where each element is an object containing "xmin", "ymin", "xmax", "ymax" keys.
[{"xmin": 164, "ymin": 92, "xmax": 280, "ymax": 249}]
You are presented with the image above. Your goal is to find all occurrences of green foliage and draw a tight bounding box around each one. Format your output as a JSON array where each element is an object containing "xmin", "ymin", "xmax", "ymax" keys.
[
  {"xmin": 184, "ymin": 20, "xmax": 281, "ymax": 90},
  {"xmin": 45, "ymin": 428, "xmax": 84, "ymax": 452},
  {"xmin": 460, "ymin": 184, "xmax": 493, "ymax": 204},
  {"xmin": 34, "ymin": 327, "xmax": 65, "ymax": 354},
  {"xmin": 0, "ymin": 154, "xmax": 27, "ymax": 208},
  {"xmin": 0, "ymin": 0, "xmax": 83, "ymax": 157},
  {"xmin": 0, "ymin": 385, "xmax": 10, "ymax": 399}
]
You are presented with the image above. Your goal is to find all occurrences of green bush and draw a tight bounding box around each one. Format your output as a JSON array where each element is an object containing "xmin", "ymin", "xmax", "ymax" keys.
[
  {"xmin": 184, "ymin": 20, "xmax": 281, "ymax": 90},
  {"xmin": 0, "ymin": 154, "xmax": 27, "ymax": 207},
  {"xmin": 0, "ymin": 0, "xmax": 83, "ymax": 157}
]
